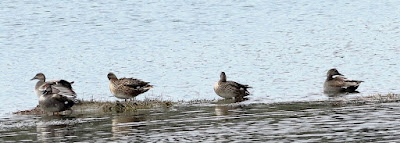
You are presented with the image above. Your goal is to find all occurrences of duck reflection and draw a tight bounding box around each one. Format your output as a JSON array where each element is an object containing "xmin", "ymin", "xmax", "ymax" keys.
[
  {"xmin": 36, "ymin": 116, "xmax": 75, "ymax": 143},
  {"xmin": 214, "ymin": 98, "xmax": 247, "ymax": 116},
  {"xmin": 111, "ymin": 114, "xmax": 146, "ymax": 137},
  {"xmin": 325, "ymin": 92, "xmax": 349, "ymax": 98}
]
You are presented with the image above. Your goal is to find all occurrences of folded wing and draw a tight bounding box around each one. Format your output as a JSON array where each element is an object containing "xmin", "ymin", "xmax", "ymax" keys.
[
  {"xmin": 39, "ymin": 80, "xmax": 76, "ymax": 98},
  {"xmin": 120, "ymin": 78, "xmax": 153, "ymax": 90},
  {"xmin": 225, "ymin": 81, "xmax": 252, "ymax": 97}
]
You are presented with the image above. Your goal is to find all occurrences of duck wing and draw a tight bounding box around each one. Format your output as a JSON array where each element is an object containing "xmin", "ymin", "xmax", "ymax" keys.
[
  {"xmin": 225, "ymin": 81, "xmax": 251, "ymax": 96},
  {"xmin": 336, "ymin": 76, "xmax": 363, "ymax": 87},
  {"xmin": 119, "ymin": 78, "xmax": 153, "ymax": 89},
  {"xmin": 47, "ymin": 80, "xmax": 77, "ymax": 98},
  {"xmin": 38, "ymin": 83, "xmax": 53, "ymax": 94}
]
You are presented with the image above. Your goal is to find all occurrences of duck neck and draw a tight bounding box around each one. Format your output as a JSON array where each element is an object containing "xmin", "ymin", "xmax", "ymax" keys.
[
  {"xmin": 35, "ymin": 81, "xmax": 45, "ymax": 89},
  {"xmin": 327, "ymin": 75, "xmax": 334, "ymax": 80},
  {"xmin": 110, "ymin": 78, "xmax": 118, "ymax": 83},
  {"xmin": 220, "ymin": 76, "xmax": 226, "ymax": 82}
]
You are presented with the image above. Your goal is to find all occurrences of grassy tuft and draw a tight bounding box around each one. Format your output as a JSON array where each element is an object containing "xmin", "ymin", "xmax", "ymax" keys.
[{"xmin": 77, "ymin": 98, "xmax": 175, "ymax": 113}]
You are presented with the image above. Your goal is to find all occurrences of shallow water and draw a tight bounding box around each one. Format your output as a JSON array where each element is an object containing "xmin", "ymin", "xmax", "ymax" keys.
[
  {"xmin": 2, "ymin": 101, "xmax": 400, "ymax": 142},
  {"xmin": 0, "ymin": 0, "xmax": 399, "ymax": 141},
  {"xmin": 1, "ymin": 0, "xmax": 399, "ymax": 116}
]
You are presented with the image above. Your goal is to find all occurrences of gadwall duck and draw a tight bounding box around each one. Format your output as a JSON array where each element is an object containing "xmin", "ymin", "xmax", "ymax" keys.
[
  {"xmin": 38, "ymin": 82, "xmax": 75, "ymax": 115},
  {"xmin": 213, "ymin": 72, "xmax": 251, "ymax": 99},
  {"xmin": 323, "ymin": 68, "xmax": 364, "ymax": 94},
  {"xmin": 107, "ymin": 72, "xmax": 153, "ymax": 101},
  {"xmin": 31, "ymin": 73, "xmax": 76, "ymax": 98}
]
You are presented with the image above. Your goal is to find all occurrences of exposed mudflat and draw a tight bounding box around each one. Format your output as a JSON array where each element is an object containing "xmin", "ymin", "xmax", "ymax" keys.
[{"xmin": 1, "ymin": 94, "xmax": 400, "ymax": 142}]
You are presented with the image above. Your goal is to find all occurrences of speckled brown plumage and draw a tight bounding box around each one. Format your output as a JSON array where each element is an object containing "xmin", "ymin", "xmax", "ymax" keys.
[
  {"xmin": 108, "ymin": 72, "xmax": 153, "ymax": 101},
  {"xmin": 213, "ymin": 72, "xmax": 251, "ymax": 99},
  {"xmin": 324, "ymin": 68, "xmax": 363, "ymax": 94}
]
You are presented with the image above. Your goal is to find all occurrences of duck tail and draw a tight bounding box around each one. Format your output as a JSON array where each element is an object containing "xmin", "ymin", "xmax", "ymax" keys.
[
  {"xmin": 145, "ymin": 84, "xmax": 154, "ymax": 89},
  {"xmin": 244, "ymin": 90, "xmax": 250, "ymax": 96},
  {"xmin": 139, "ymin": 88, "xmax": 150, "ymax": 94},
  {"xmin": 71, "ymin": 98, "xmax": 81, "ymax": 104},
  {"xmin": 65, "ymin": 98, "xmax": 75, "ymax": 110}
]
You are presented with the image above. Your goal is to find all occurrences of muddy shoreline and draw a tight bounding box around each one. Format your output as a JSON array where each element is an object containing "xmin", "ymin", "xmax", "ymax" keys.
[{"xmin": 13, "ymin": 93, "xmax": 400, "ymax": 115}]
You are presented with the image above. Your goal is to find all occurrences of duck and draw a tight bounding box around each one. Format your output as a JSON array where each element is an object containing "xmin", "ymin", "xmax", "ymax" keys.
[
  {"xmin": 213, "ymin": 72, "xmax": 251, "ymax": 99},
  {"xmin": 107, "ymin": 72, "xmax": 153, "ymax": 101},
  {"xmin": 323, "ymin": 68, "xmax": 364, "ymax": 94},
  {"xmin": 31, "ymin": 73, "xmax": 76, "ymax": 98},
  {"xmin": 38, "ymin": 82, "xmax": 75, "ymax": 115}
]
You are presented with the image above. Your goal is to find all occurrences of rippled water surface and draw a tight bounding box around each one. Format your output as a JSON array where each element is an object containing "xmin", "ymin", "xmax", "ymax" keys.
[
  {"xmin": 2, "ymin": 101, "xmax": 400, "ymax": 142},
  {"xmin": 0, "ymin": 0, "xmax": 399, "ymax": 141}
]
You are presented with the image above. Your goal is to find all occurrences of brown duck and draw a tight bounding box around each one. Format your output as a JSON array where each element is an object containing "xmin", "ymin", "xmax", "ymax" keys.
[
  {"xmin": 107, "ymin": 72, "xmax": 153, "ymax": 101},
  {"xmin": 213, "ymin": 72, "xmax": 251, "ymax": 99},
  {"xmin": 323, "ymin": 68, "xmax": 364, "ymax": 94}
]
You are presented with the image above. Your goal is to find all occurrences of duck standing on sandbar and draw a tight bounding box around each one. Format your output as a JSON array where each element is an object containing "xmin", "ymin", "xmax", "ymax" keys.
[
  {"xmin": 31, "ymin": 73, "xmax": 77, "ymax": 115},
  {"xmin": 323, "ymin": 68, "xmax": 364, "ymax": 94},
  {"xmin": 214, "ymin": 72, "xmax": 251, "ymax": 100},
  {"xmin": 107, "ymin": 72, "xmax": 153, "ymax": 102},
  {"xmin": 37, "ymin": 82, "xmax": 75, "ymax": 115}
]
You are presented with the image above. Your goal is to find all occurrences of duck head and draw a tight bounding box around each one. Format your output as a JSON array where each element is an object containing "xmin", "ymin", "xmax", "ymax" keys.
[
  {"xmin": 107, "ymin": 72, "xmax": 118, "ymax": 80},
  {"xmin": 327, "ymin": 68, "xmax": 343, "ymax": 77},
  {"xmin": 31, "ymin": 73, "xmax": 45, "ymax": 82},
  {"xmin": 220, "ymin": 72, "xmax": 227, "ymax": 82}
]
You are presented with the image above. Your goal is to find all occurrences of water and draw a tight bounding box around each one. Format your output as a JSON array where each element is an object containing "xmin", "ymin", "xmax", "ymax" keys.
[
  {"xmin": 2, "ymin": 101, "xmax": 400, "ymax": 142},
  {"xmin": 0, "ymin": 0, "xmax": 399, "ymax": 141}
]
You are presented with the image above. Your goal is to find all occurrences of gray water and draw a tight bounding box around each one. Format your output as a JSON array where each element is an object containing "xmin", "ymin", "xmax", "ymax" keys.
[
  {"xmin": 0, "ymin": 0, "xmax": 399, "ymax": 141},
  {"xmin": 2, "ymin": 101, "xmax": 400, "ymax": 142}
]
